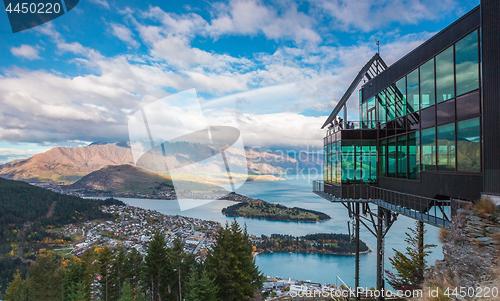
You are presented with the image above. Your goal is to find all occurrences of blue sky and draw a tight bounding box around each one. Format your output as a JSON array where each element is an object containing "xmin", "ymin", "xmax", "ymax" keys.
[{"xmin": 0, "ymin": 0, "xmax": 479, "ymax": 162}]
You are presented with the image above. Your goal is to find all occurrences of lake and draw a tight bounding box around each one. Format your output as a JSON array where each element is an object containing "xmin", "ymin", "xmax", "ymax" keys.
[{"xmin": 114, "ymin": 177, "xmax": 443, "ymax": 288}]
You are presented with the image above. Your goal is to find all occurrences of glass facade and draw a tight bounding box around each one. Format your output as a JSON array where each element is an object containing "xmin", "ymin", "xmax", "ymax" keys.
[
  {"xmin": 323, "ymin": 28, "xmax": 482, "ymax": 186},
  {"xmin": 323, "ymin": 137, "xmax": 377, "ymax": 184}
]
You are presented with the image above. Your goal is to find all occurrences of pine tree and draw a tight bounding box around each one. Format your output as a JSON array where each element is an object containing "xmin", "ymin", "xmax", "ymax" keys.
[
  {"xmin": 110, "ymin": 247, "xmax": 126, "ymax": 300},
  {"xmin": 386, "ymin": 222, "xmax": 436, "ymax": 291},
  {"xmin": 119, "ymin": 283, "xmax": 134, "ymax": 301},
  {"xmin": 205, "ymin": 220, "xmax": 262, "ymax": 301},
  {"xmin": 184, "ymin": 269, "xmax": 218, "ymax": 301},
  {"xmin": 123, "ymin": 248, "xmax": 143, "ymax": 299},
  {"xmin": 29, "ymin": 251, "xmax": 65, "ymax": 301},
  {"xmin": 98, "ymin": 246, "xmax": 114, "ymax": 301},
  {"xmin": 165, "ymin": 236, "xmax": 196, "ymax": 301},
  {"xmin": 5, "ymin": 270, "xmax": 27, "ymax": 301},
  {"xmin": 144, "ymin": 231, "xmax": 168, "ymax": 301}
]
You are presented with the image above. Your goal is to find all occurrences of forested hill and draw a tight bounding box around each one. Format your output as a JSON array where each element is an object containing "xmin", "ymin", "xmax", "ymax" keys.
[
  {"xmin": 0, "ymin": 177, "xmax": 123, "ymax": 295},
  {"xmin": 0, "ymin": 177, "xmax": 123, "ymax": 227}
]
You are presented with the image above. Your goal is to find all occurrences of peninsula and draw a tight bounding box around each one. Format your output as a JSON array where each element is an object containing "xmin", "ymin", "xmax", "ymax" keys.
[
  {"xmin": 255, "ymin": 233, "xmax": 370, "ymax": 255},
  {"xmin": 222, "ymin": 200, "xmax": 331, "ymax": 222}
]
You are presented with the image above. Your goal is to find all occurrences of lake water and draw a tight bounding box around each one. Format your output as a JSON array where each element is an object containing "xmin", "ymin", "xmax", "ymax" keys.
[{"xmin": 115, "ymin": 177, "xmax": 443, "ymax": 288}]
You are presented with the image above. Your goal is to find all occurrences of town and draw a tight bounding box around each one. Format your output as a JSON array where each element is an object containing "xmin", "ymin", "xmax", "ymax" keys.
[{"xmin": 61, "ymin": 204, "xmax": 220, "ymax": 260}]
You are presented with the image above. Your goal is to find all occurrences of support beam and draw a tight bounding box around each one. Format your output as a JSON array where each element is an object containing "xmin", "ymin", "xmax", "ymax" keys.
[
  {"xmin": 376, "ymin": 207, "xmax": 385, "ymax": 301},
  {"xmin": 355, "ymin": 203, "xmax": 360, "ymax": 301}
]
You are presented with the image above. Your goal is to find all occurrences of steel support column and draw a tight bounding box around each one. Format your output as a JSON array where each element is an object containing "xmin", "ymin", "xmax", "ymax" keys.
[
  {"xmin": 376, "ymin": 207, "xmax": 385, "ymax": 301},
  {"xmin": 355, "ymin": 202, "xmax": 360, "ymax": 301}
]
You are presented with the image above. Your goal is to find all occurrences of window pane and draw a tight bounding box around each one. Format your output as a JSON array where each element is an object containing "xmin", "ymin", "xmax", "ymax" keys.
[
  {"xmin": 456, "ymin": 30, "xmax": 479, "ymax": 96},
  {"xmin": 397, "ymin": 135, "xmax": 407, "ymax": 178},
  {"xmin": 395, "ymin": 78, "xmax": 407, "ymax": 118},
  {"xmin": 377, "ymin": 93, "xmax": 387, "ymax": 124},
  {"xmin": 360, "ymin": 101, "xmax": 365, "ymax": 124},
  {"xmin": 436, "ymin": 99, "xmax": 455, "ymax": 125},
  {"xmin": 421, "ymin": 106, "xmax": 436, "ymax": 129},
  {"xmin": 379, "ymin": 139, "xmax": 386, "ymax": 177},
  {"xmin": 387, "ymin": 137, "xmax": 396, "ymax": 177},
  {"xmin": 421, "ymin": 128, "xmax": 436, "ymax": 171},
  {"xmin": 367, "ymin": 97, "xmax": 376, "ymax": 128},
  {"xmin": 456, "ymin": 90, "xmax": 480, "ymax": 120},
  {"xmin": 436, "ymin": 47, "xmax": 455, "ymax": 103},
  {"xmin": 408, "ymin": 111, "xmax": 420, "ymax": 131},
  {"xmin": 420, "ymin": 58, "xmax": 435, "ymax": 109},
  {"xmin": 385, "ymin": 88, "xmax": 396, "ymax": 121},
  {"xmin": 437, "ymin": 123, "xmax": 456, "ymax": 171},
  {"xmin": 408, "ymin": 132, "xmax": 420, "ymax": 180},
  {"xmin": 457, "ymin": 117, "xmax": 481, "ymax": 172},
  {"xmin": 406, "ymin": 70, "xmax": 419, "ymax": 113}
]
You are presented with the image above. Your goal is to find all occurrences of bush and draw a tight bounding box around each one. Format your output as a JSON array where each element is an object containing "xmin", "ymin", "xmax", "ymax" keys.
[{"xmin": 475, "ymin": 198, "xmax": 496, "ymax": 215}]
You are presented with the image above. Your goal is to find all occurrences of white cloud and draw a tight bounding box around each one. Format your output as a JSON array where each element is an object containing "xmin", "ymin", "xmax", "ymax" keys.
[
  {"xmin": 111, "ymin": 23, "xmax": 140, "ymax": 48},
  {"xmin": 314, "ymin": 0, "xmax": 460, "ymax": 32},
  {"xmin": 10, "ymin": 45, "xmax": 41, "ymax": 60},
  {"xmin": 89, "ymin": 0, "xmax": 109, "ymax": 9}
]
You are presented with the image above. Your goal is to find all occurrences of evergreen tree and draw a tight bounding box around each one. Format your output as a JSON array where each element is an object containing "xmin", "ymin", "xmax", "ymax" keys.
[
  {"xmin": 67, "ymin": 281, "xmax": 88, "ymax": 301},
  {"xmin": 184, "ymin": 269, "xmax": 218, "ymax": 301},
  {"xmin": 123, "ymin": 248, "xmax": 143, "ymax": 299},
  {"xmin": 110, "ymin": 247, "xmax": 126, "ymax": 300},
  {"xmin": 98, "ymin": 246, "xmax": 114, "ymax": 301},
  {"xmin": 64, "ymin": 259, "xmax": 87, "ymax": 301},
  {"xmin": 119, "ymin": 283, "xmax": 134, "ymax": 301},
  {"xmin": 165, "ymin": 236, "xmax": 196, "ymax": 301},
  {"xmin": 81, "ymin": 248, "xmax": 99, "ymax": 301},
  {"xmin": 205, "ymin": 220, "xmax": 262, "ymax": 301},
  {"xmin": 29, "ymin": 251, "xmax": 65, "ymax": 301},
  {"xmin": 144, "ymin": 231, "xmax": 168, "ymax": 301},
  {"xmin": 386, "ymin": 222, "xmax": 436, "ymax": 291},
  {"xmin": 5, "ymin": 270, "xmax": 27, "ymax": 301}
]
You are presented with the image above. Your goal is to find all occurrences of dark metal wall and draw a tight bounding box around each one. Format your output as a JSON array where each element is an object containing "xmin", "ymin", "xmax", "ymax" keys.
[
  {"xmin": 378, "ymin": 173, "xmax": 483, "ymax": 201},
  {"xmin": 361, "ymin": 6, "xmax": 480, "ymax": 102},
  {"xmin": 481, "ymin": 0, "xmax": 500, "ymax": 195}
]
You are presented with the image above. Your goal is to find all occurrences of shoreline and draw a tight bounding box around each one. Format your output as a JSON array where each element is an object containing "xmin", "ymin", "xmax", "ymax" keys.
[{"xmin": 255, "ymin": 249, "xmax": 372, "ymax": 256}]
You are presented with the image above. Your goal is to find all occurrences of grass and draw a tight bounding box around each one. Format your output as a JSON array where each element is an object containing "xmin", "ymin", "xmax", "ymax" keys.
[{"xmin": 475, "ymin": 198, "xmax": 497, "ymax": 215}]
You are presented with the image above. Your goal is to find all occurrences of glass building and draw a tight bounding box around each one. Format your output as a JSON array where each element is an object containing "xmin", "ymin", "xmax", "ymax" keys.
[{"xmin": 320, "ymin": 1, "xmax": 500, "ymax": 203}]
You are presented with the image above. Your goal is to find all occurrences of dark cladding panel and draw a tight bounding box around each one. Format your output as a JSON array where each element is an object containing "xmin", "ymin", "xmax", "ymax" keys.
[
  {"xmin": 482, "ymin": 0, "xmax": 500, "ymax": 194},
  {"xmin": 362, "ymin": 6, "xmax": 480, "ymax": 102}
]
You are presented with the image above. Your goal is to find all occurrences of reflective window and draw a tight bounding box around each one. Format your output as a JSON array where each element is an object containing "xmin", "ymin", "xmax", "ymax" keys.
[
  {"xmin": 436, "ymin": 47, "xmax": 455, "ymax": 103},
  {"xmin": 397, "ymin": 135, "xmax": 407, "ymax": 178},
  {"xmin": 421, "ymin": 106, "xmax": 436, "ymax": 129},
  {"xmin": 456, "ymin": 90, "xmax": 480, "ymax": 121},
  {"xmin": 420, "ymin": 58, "xmax": 435, "ymax": 109},
  {"xmin": 379, "ymin": 139, "xmax": 386, "ymax": 177},
  {"xmin": 457, "ymin": 117, "xmax": 481, "ymax": 172},
  {"xmin": 408, "ymin": 111, "xmax": 420, "ymax": 131},
  {"xmin": 421, "ymin": 128, "xmax": 436, "ymax": 171},
  {"xmin": 377, "ymin": 93, "xmax": 387, "ymax": 124},
  {"xmin": 437, "ymin": 123, "xmax": 456, "ymax": 171},
  {"xmin": 456, "ymin": 30, "xmax": 479, "ymax": 96},
  {"xmin": 436, "ymin": 99, "xmax": 455, "ymax": 125},
  {"xmin": 395, "ymin": 78, "xmax": 407, "ymax": 118},
  {"xmin": 388, "ymin": 137, "xmax": 396, "ymax": 177},
  {"xmin": 385, "ymin": 88, "xmax": 396, "ymax": 121},
  {"xmin": 408, "ymin": 132, "xmax": 420, "ymax": 180},
  {"xmin": 406, "ymin": 70, "xmax": 419, "ymax": 114},
  {"xmin": 367, "ymin": 97, "xmax": 376, "ymax": 129}
]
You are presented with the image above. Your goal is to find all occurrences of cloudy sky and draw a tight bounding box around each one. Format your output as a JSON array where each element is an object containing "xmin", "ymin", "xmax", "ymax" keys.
[{"xmin": 0, "ymin": 0, "xmax": 479, "ymax": 162}]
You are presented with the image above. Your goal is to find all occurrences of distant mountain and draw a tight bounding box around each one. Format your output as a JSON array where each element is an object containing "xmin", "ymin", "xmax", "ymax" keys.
[
  {"xmin": 68, "ymin": 164, "xmax": 174, "ymax": 194},
  {"xmin": 0, "ymin": 142, "xmax": 134, "ymax": 183},
  {"xmin": 72, "ymin": 163, "xmax": 228, "ymax": 195},
  {"xmin": 0, "ymin": 142, "xmax": 322, "ymax": 184}
]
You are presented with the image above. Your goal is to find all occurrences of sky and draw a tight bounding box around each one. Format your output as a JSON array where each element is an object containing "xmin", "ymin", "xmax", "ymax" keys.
[{"xmin": 0, "ymin": 0, "xmax": 479, "ymax": 163}]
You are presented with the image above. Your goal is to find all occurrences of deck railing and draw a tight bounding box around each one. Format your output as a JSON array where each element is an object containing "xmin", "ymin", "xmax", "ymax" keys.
[{"xmin": 312, "ymin": 180, "xmax": 471, "ymax": 228}]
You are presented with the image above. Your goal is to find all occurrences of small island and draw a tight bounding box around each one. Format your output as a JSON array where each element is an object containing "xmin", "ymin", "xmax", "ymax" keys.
[
  {"xmin": 255, "ymin": 233, "xmax": 370, "ymax": 255},
  {"xmin": 222, "ymin": 200, "xmax": 331, "ymax": 222}
]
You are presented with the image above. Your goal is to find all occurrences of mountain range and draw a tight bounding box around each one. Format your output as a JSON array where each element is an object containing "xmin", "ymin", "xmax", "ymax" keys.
[{"xmin": 0, "ymin": 142, "xmax": 322, "ymax": 185}]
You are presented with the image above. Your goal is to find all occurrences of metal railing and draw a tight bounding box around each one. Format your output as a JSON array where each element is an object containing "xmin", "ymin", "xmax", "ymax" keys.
[
  {"xmin": 326, "ymin": 120, "xmax": 380, "ymax": 136},
  {"xmin": 312, "ymin": 180, "xmax": 470, "ymax": 228}
]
